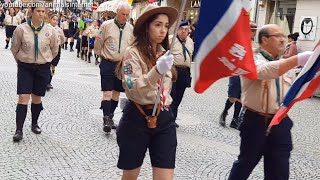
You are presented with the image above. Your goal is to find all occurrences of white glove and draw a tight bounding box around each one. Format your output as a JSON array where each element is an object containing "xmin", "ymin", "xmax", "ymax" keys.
[
  {"xmin": 297, "ymin": 51, "xmax": 313, "ymax": 66},
  {"xmin": 156, "ymin": 51, "xmax": 174, "ymax": 74}
]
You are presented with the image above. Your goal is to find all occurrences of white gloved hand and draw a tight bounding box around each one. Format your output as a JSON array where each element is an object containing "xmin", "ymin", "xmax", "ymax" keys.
[
  {"xmin": 297, "ymin": 51, "xmax": 313, "ymax": 66},
  {"xmin": 156, "ymin": 51, "xmax": 174, "ymax": 74}
]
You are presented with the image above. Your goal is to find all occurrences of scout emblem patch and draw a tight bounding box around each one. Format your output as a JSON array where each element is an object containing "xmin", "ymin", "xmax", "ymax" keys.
[
  {"xmin": 45, "ymin": 33, "xmax": 49, "ymax": 37},
  {"xmin": 124, "ymin": 64, "xmax": 133, "ymax": 75},
  {"xmin": 126, "ymin": 77, "xmax": 133, "ymax": 89}
]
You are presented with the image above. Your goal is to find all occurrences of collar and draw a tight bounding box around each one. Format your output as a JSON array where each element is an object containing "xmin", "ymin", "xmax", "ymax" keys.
[{"xmin": 259, "ymin": 48, "xmax": 279, "ymax": 61}]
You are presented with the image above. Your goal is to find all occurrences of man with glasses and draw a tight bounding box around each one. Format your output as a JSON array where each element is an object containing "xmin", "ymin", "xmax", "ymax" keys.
[
  {"xmin": 170, "ymin": 21, "xmax": 194, "ymax": 128},
  {"xmin": 228, "ymin": 24, "xmax": 313, "ymax": 180}
]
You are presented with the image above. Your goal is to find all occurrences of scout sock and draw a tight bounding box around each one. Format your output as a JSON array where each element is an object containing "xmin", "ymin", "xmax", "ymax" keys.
[
  {"xmin": 6, "ymin": 40, "xmax": 9, "ymax": 46},
  {"xmin": 70, "ymin": 42, "xmax": 74, "ymax": 49},
  {"xmin": 223, "ymin": 99, "xmax": 233, "ymax": 114},
  {"xmin": 233, "ymin": 101, "xmax": 242, "ymax": 119},
  {"xmin": 101, "ymin": 100, "xmax": 111, "ymax": 117},
  {"xmin": 64, "ymin": 42, "xmax": 68, "ymax": 49},
  {"xmin": 88, "ymin": 52, "xmax": 91, "ymax": 62},
  {"xmin": 16, "ymin": 104, "xmax": 28, "ymax": 131},
  {"xmin": 110, "ymin": 100, "xmax": 118, "ymax": 114},
  {"xmin": 31, "ymin": 103, "xmax": 43, "ymax": 126}
]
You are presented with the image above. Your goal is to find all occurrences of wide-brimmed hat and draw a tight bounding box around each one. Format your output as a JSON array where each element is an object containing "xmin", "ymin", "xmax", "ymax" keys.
[{"xmin": 133, "ymin": 4, "xmax": 178, "ymax": 36}]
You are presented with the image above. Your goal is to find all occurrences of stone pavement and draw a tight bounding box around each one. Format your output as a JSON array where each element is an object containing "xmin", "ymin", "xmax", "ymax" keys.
[{"xmin": 0, "ymin": 28, "xmax": 319, "ymax": 180}]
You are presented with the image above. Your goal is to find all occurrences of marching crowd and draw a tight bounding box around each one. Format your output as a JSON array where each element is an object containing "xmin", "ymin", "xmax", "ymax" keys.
[{"xmin": 1, "ymin": 0, "xmax": 317, "ymax": 179}]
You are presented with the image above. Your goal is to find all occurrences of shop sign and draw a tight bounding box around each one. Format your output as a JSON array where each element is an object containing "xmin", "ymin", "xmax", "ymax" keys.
[{"xmin": 191, "ymin": 0, "xmax": 200, "ymax": 8}]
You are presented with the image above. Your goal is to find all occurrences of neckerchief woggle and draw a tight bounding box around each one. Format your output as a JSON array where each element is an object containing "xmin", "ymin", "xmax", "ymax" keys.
[
  {"xmin": 259, "ymin": 48, "xmax": 281, "ymax": 104},
  {"xmin": 114, "ymin": 18, "xmax": 126, "ymax": 53},
  {"xmin": 28, "ymin": 19, "xmax": 45, "ymax": 61}
]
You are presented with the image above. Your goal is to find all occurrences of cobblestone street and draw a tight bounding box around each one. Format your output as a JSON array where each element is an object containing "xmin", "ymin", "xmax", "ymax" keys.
[{"xmin": 0, "ymin": 28, "xmax": 319, "ymax": 179}]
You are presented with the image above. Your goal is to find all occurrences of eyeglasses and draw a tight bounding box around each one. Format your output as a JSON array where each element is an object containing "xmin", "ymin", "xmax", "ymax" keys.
[{"xmin": 266, "ymin": 34, "xmax": 286, "ymax": 39}]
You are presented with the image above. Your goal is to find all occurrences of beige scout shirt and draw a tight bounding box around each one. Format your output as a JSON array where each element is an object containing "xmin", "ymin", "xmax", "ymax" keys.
[
  {"xmin": 11, "ymin": 23, "xmax": 59, "ymax": 64},
  {"xmin": 61, "ymin": 21, "xmax": 69, "ymax": 30},
  {"xmin": 48, "ymin": 24, "xmax": 65, "ymax": 46},
  {"xmin": 94, "ymin": 19, "xmax": 133, "ymax": 62},
  {"xmin": 122, "ymin": 45, "xmax": 173, "ymax": 106},
  {"xmin": 241, "ymin": 51, "xmax": 296, "ymax": 114},
  {"xmin": 170, "ymin": 36, "xmax": 194, "ymax": 67},
  {"xmin": 84, "ymin": 25, "xmax": 100, "ymax": 38},
  {"xmin": 4, "ymin": 14, "xmax": 20, "ymax": 26}
]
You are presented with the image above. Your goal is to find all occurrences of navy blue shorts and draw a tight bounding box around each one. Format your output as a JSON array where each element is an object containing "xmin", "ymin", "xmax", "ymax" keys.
[
  {"xmin": 116, "ymin": 102, "xmax": 177, "ymax": 170},
  {"xmin": 17, "ymin": 61, "xmax": 51, "ymax": 96},
  {"xmin": 228, "ymin": 76, "xmax": 241, "ymax": 99},
  {"xmin": 99, "ymin": 59, "xmax": 124, "ymax": 92}
]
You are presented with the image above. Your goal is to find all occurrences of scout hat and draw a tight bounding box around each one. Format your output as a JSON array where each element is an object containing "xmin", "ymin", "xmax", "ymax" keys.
[
  {"xmin": 179, "ymin": 21, "xmax": 190, "ymax": 28},
  {"xmin": 133, "ymin": 4, "xmax": 178, "ymax": 36}
]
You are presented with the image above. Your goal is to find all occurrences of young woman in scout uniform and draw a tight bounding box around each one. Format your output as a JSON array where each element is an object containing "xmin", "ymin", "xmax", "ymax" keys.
[
  {"xmin": 61, "ymin": 16, "xmax": 69, "ymax": 50},
  {"xmin": 47, "ymin": 14, "xmax": 65, "ymax": 91},
  {"xmin": 84, "ymin": 19, "xmax": 99, "ymax": 64},
  {"xmin": 4, "ymin": 7, "xmax": 21, "ymax": 49},
  {"xmin": 68, "ymin": 15, "xmax": 77, "ymax": 52},
  {"xmin": 80, "ymin": 18, "xmax": 91, "ymax": 61},
  {"xmin": 116, "ymin": 4, "xmax": 178, "ymax": 179},
  {"xmin": 10, "ymin": 5, "xmax": 59, "ymax": 142}
]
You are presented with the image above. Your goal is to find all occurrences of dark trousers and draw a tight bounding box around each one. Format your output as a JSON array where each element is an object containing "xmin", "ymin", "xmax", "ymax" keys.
[
  {"xmin": 228, "ymin": 108, "xmax": 293, "ymax": 180},
  {"xmin": 170, "ymin": 67, "xmax": 191, "ymax": 119}
]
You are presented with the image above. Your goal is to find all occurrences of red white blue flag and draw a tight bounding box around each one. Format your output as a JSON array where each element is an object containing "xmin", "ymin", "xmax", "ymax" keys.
[
  {"xmin": 194, "ymin": 0, "xmax": 257, "ymax": 93},
  {"xmin": 268, "ymin": 46, "xmax": 320, "ymax": 130}
]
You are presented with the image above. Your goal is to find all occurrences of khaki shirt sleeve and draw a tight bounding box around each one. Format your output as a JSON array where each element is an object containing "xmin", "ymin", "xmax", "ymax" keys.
[
  {"xmin": 50, "ymin": 29, "xmax": 59, "ymax": 59},
  {"xmin": 255, "ymin": 55, "xmax": 280, "ymax": 80},
  {"xmin": 94, "ymin": 25, "xmax": 105, "ymax": 57},
  {"xmin": 122, "ymin": 51, "xmax": 162, "ymax": 102},
  {"xmin": 10, "ymin": 25, "xmax": 22, "ymax": 62},
  {"xmin": 59, "ymin": 28, "xmax": 65, "ymax": 46}
]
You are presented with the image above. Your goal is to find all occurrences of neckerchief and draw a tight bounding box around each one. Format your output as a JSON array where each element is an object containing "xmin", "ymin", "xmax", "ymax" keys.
[
  {"xmin": 259, "ymin": 48, "xmax": 281, "ymax": 104},
  {"xmin": 177, "ymin": 36, "xmax": 190, "ymax": 62},
  {"xmin": 114, "ymin": 18, "xmax": 126, "ymax": 53},
  {"xmin": 28, "ymin": 19, "xmax": 45, "ymax": 61}
]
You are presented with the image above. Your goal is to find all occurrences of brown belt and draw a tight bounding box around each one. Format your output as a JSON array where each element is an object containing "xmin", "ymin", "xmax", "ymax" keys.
[
  {"xmin": 244, "ymin": 106, "xmax": 274, "ymax": 118},
  {"xmin": 132, "ymin": 101, "xmax": 160, "ymax": 129},
  {"xmin": 175, "ymin": 65, "xmax": 189, "ymax": 68}
]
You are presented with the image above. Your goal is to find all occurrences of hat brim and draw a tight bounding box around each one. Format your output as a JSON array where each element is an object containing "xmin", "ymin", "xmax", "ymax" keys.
[{"xmin": 133, "ymin": 7, "xmax": 178, "ymax": 36}]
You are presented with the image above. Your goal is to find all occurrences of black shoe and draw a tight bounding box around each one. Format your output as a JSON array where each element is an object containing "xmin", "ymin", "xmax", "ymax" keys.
[
  {"xmin": 70, "ymin": 49, "xmax": 74, "ymax": 52},
  {"xmin": 219, "ymin": 112, "xmax": 228, "ymax": 127},
  {"xmin": 103, "ymin": 116, "xmax": 114, "ymax": 133},
  {"xmin": 5, "ymin": 44, "xmax": 8, "ymax": 49},
  {"xmin": 31, "ymin": 125, "xmax": 42, "ymax": 134},
  {"xmin": 229, "ymin": 118, "xmax": 239, "ymax": 129},
  {"xmin": 65, "ymin": 47, "xmax": 67, "ymax": 50},
  {"xmin": 175, "ymin": 122, "xmax": 179, "ymax": 128},
  {"xmin": 77, "ymin": 53, "xmax": 80, "ymax": 58},
  {"xmin": 13, "ymin": 130, "xmax": 23, "ymax": 142},
  {"xmin": 48, "ymin": 84, "xmax": 53, "ymax": 89}
]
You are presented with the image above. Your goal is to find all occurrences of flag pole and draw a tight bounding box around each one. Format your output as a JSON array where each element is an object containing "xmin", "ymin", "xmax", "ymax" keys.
[{"xmin": 152, "ymin": 0, "xmax": 187, "ymax": 116}]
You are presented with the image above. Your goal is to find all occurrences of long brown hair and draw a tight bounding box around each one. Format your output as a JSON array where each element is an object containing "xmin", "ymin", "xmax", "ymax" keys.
[{"xmin": 116, "ymin": 13, "xmax": 177, "ymax": 81}]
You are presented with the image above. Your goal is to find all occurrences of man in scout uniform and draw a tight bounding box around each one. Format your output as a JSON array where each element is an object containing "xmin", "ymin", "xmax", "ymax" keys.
[
  {"xmin": 250, "ymin": 22, "xmax": 258, "ymax": 50},
  {"xmin": 94, "ymin": 1, "xmax": 133, "ymax": 133},
  {"xmin": 228, "ymin": 24, "xmax": 313, "ymax": 179},
  {"xmin": 170, "ymin": 21, "xmax": 194, "ymax": 127},
  {"xmin": 10, "ymin": 3, "xmax": 59, "ymax": 142}
]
